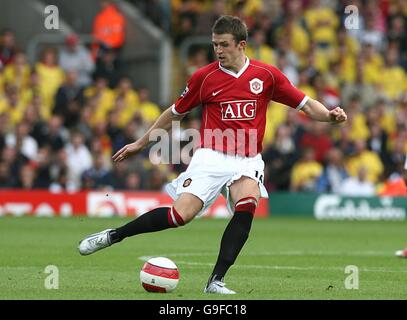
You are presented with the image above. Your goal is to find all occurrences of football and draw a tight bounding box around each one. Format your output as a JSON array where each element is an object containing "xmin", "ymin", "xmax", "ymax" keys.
[{"xmin": 140, "ymin": 257, "xmax": 179, "ymax": 293}]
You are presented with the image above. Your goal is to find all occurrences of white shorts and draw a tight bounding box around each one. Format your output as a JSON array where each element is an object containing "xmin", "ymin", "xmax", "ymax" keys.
[{"xmin": 165, "ymin": 148, "xmax": 268, "ymax": 216}]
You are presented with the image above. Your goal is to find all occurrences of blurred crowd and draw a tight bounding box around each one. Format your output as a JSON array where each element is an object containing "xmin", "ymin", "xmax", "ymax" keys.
[{"xmin": 1, "ymin": 0, "xmax": 407, "ymax": 196}]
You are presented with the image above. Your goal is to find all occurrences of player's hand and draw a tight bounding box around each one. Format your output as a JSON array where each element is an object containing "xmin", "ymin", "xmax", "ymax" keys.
[
  {"xmin": 329, "ymin": 107, "xmax": 347, "ymax": 123},
  {"xmin": 112, "ymin": 142, "xmax": 143, "ymax": 162}
]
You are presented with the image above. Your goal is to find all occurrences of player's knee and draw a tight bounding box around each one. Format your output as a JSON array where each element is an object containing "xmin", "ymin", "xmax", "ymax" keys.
[
  {"xmin": 167, "ymin": 206, "xmax": 186, "ymax": 227},
  {"xmin": 235, "ymin": 196, "xmax": 258, "ymax": 215},
  {"xmin": 173, "ymin": 195, "xmax": 202, "ymax": 224}
]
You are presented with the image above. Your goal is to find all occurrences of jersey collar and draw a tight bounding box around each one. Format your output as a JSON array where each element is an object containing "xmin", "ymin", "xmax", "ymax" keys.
[{"xmin": 219, "ymin": 57, "xmax": 250, "ymax": 78}]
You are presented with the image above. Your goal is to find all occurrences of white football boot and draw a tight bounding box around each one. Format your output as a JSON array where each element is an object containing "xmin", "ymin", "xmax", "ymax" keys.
[
  {"xmin": 204, "ymin": 280, "xmax": 236, "ymax": 294},
  {"xmin": 78, "ymin": 229, "xmax": 113, "ymax": 255}
]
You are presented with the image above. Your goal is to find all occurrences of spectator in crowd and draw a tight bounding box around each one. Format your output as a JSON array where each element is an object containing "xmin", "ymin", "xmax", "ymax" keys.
[
  {"xmin": 346, "ymin": 139, "xmax": 384, "ymax": 184},
  {"xmin": 106, "ymin": 108, "xmax": 122, "ymax": 144},
  {"xmin": 263, "ymin": 124, "xmax": 298, "ymax": 191},
  {"xmin": 274, "ymin": 14, "xmax": 310, "ymax": 58},
  {"xmin": 174, "ymin": 14, "xmax": 196, "ymax": 47},
  {"xmin": 111, "ymin": 120, "xmax": 143, "ymax": 154},
  {"xmin": 84, "ymin": 77, "xmax": 115, "ymax": 123},
  {"xmin": 15, "ymin": 163, "xmax": 38, "ymax": 190},
  {"xmin": 299, "ymin": 121, "xmax": 333, "ymax": 163},
  {"xmin": 90, "ymin": 121, "xmax": 113, "ymax": 167},
  {"xmin": 246, "ymin": 27, "xmax": 275, "ymax": 65},
  {"xmin": 385, "ymin": 136, "xmax": 407, "ymax": 179},
  {"xmin": 147, "ymin": 166, "xmax": 168, "ymax": 191},
  {"xmin": 290, "ymin": 147, "xmax": 323, "ymax": 192},
  {"xmin": 345, "ymin": 94, "xmax": 370, "ymax": 142},
  {"xmin": 304, "ymin": 0, "xmax": 339, "ymax": 50},
  {"xmin": 76, "ymin": 105, "xmax": 96, "ymax": 145},
  {"xmin": 195, "ymin": 0, "xmax": 226, "ymax": 35},
  {"xmin": 49, "ymin": 149, "xmax": 70, "ymax": 192},
  {"xmin": 334, "ymin": 125, "xmax": 355, "ymax": 157},
  {"xmin": 124, "ymin": 171, "xmax": 142, "ymax": 190},
  {"xmin": 339, "ymin": 166, "xmax": 376, "ymax": 196},
  {"xmin": 1, "ymin": 146, "xmax": 26, "ymax": 184},
  {"xmin": 0, "ymin": 29, "xmax": 18, "ymax": 67},
  {"xmin": 276, "ymin": 51, "xmax": 299, "ymax": 86},
  {"xmin": 0, "ymin": 85, "xmax": 27, "ymax": 127},
  {"xmin": 184, "ymin": 46, "xmax": 210, "ymax": 78},
  {"xmin": 65, "ymin": 130, "xmax": 93, "ymax": 190},
  {"xmin": 316, "ymin": 148, "xmax": 348, "ymax": 193},
  {"xmin": 138, "ymin": 87, "xmax": 161, "ymax": 126},
  {"xmin": 53, "ymin": 70, "xmax": 85, "ymax": 128},
  {"xmin": 386, "ymin": 14, "xmax": 407, "ymax": 70},
  {"xmin": 92, "ymin": 0, "xmax": 126, "ymax": 61},
  {"xmin": 0, "ymin": 160, "xmax": 14, "ymax": 188},
  {"xmin": 366, "ymin": 122, "xmax": 389, "ymax": 168},
  {"xmin": 59, "ymin": 34, "xmax": 95, "ymax": 87},
  {"xmin": 82, "ymin": 152, "xmax": 113, "ymax": 190},
  {"xmin": 35, "ymin": 47, "xmax": 65, "ymax": 116},
  {"xmin": 3, "ymin": 51, "xmax": 30, "ymax": 94},
  {"xmin": 31, "ymin": 115, "xmax": 67, "ymax": 152},
  {"xmin": 33, "ymin": 146, "xmax": 53, "ymax": 189},
  {"xmin": 380, "ymin": 47, "xmax": 406, "ymax": 101},
  {"xmin": 93, "ymin": 46, "xmax": 122, "ymax": 88},
  {"xmin": 111, "ymin": 159, "xmax": 129, "ymax": 189},
  {"xmin": 5, "ymin": 121, "xmax": 38, "ymax": 161},
  {"xmin": 379, "ymin": 171, "xmax": 407, "ymax": 196},
  {"xmin": 0, "ymin": 114, "xmax": 6, "ymax": 151},
  {"xmin": 114, "ymin": 77, "xmax": 140, "ymax": 127},
  {"xmin": 358, "ymin": 14, "xmax": 385, "ymax": 52}
]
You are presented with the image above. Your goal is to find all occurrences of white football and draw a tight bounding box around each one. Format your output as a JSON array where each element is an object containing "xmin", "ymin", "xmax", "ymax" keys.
[{"xmin": 140, "ymin": 257, "xmax": 179, "ymax": 293}]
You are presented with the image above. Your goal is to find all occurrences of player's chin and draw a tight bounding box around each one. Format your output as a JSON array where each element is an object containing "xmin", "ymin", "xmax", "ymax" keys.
[{"xmin": 218, "ymin": 58, "xmax": 227, "ymax": 65}]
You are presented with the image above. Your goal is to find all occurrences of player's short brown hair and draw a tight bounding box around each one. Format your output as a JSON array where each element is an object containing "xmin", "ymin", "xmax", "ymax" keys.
[{"xmin": 212, "ymin": 15, "xmax": 248, "ymax": 43}]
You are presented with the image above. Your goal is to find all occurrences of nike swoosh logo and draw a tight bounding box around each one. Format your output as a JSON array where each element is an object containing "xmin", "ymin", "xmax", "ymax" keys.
[{"xmin": 212, "ymin": 89, "xmax": 223, "ymax": 96}]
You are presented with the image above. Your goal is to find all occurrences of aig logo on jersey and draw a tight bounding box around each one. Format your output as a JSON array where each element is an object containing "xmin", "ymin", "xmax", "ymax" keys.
[
  {"xmin": 221, "ymin": 100, "xmax": 257, "ymax": 121},
  {"xmin": 249, "ymin": 78, "xmax": 263, "ymax": 94}
]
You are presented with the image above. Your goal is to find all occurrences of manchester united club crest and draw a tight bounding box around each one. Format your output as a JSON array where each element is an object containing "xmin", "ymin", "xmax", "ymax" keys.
[
  {"xmin": 183, "ymin": 178, "xmax": 192, "ymax": 187},
  {"xmin": 249, "ymin": 78, "xmax": 263, "ymax": 94}
]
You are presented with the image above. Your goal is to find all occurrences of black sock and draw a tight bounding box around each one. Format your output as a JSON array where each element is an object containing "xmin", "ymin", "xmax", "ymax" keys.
[
  {"xmin": 209, "ymin": 211, "xmax": 253, "ymax": 283},
  {"xmin": 110, "ymin": 207, "xmax": 178, "ymax": 243}
]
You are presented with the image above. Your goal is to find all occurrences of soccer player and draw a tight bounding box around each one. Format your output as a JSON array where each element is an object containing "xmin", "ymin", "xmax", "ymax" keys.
[
  {"xmin": 78, "ymin": 16, "xmax": 347, "ymax": 294},
  {"xmin": 395, "ymin": 152, "xmax": 407, "ymax": 258}
]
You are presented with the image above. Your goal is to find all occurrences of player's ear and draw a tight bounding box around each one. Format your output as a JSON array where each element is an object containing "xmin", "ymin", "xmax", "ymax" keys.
[{"xmin": 238, "ymin": 40, "xmax": 247, "ymax": 50}]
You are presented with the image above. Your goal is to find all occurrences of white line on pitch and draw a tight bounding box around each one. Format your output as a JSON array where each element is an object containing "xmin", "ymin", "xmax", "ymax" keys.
[
  {"xmin": 138, "ymin": 254, "xmax": 407, "ymax": 274},
  {"xmin": 140, "ymin": 250, "xmax": 395, "ymax": 258}
]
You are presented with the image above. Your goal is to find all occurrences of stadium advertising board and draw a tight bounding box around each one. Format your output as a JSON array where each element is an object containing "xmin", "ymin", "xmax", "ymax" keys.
[
  {"xmin": 269, "ymin": 193, "xmax": 407, "ymax": 220},
  {"xmin": 0, "ymin": 190, "xmax": 269, "ymax": 217}
]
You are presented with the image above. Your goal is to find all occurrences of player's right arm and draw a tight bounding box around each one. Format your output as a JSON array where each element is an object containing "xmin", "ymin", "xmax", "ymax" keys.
[
  {"xmin": 112, "ymin": 69, "xmax": 204, "ymax": 162},
  {"xmin": 112, "ymin": 106, "xmax": 184, "ymax": 162}
]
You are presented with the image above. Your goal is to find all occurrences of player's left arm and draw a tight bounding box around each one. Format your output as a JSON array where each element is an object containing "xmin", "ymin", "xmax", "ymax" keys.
[{"xmin": 302, "ymin": 98, "xmax": 347, "ymax": 123}]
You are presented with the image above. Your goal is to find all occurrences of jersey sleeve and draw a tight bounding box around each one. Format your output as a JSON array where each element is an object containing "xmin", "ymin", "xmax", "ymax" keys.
[
  {"xmin": 172, "ymin": 71, "xmax": 203, "ymax": 115},
  {"xmin": 271, "ymin": 67, "xmax": 308, "ymax": 110}
]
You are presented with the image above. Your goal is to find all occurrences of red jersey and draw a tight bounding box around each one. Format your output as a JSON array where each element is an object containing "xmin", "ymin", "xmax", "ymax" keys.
[{"xmin": 172, "ymin": 58, "xmax": 308, "ymax": 156}]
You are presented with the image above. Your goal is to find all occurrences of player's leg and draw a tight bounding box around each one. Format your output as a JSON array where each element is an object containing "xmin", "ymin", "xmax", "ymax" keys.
[
  {"xmin": 78, "ymin": 193, "xmax": 203, "ymax": 255},
  {"xmin": 205, "ymin": 176, "xmax": 260, "ymax": 294}
]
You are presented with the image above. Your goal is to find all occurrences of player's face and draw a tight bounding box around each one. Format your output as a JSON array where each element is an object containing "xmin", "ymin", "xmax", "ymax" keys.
[{"xmin": 212, "ymin": 33, "xmax": 246, "ymax": 70}]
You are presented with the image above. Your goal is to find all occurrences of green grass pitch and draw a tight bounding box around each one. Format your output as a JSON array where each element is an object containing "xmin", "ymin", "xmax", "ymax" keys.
[{"xmin": 0, "ymin": 216, "xmax": 406, "ymax": 300}]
